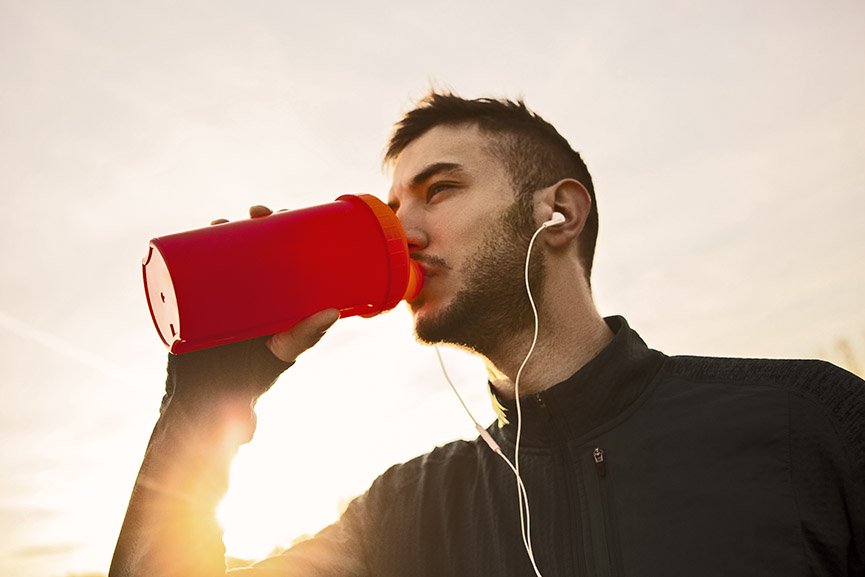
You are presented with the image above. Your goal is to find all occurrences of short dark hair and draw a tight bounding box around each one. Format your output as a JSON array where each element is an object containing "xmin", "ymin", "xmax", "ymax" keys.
[{"xmin": 385, "ymin": 92, "xmax": 598, "ymax": 282}]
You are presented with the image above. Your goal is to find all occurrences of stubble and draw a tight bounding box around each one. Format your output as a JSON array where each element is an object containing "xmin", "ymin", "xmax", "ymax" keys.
[{"xmin": 414, "ymin": 201, "xmax": 544, "ymax": 357}]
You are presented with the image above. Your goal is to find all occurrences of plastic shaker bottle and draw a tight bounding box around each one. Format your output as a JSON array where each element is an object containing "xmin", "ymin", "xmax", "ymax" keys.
[{"xmin": 143, "ymin": 194, "xmax": 422, "ymax": 354}]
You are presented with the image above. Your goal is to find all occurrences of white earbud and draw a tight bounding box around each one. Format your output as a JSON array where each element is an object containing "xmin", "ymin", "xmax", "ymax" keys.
[{"xmin": 542, "ymin": 212, "xmax": 565, "ymax": 228}]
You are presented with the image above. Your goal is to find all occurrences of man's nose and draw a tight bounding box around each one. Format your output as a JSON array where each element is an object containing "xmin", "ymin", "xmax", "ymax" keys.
[{"xmin": 396, "ymin": 210, "xmax": 428, "ymax": 252}]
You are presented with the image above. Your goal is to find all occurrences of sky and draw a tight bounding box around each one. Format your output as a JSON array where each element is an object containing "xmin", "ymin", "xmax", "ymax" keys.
[{"xmin": 1, "ymin": 1, "xmax": 864, "ymax": 575}]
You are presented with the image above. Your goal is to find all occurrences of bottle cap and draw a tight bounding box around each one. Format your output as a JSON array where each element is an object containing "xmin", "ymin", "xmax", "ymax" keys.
[{"xmin": 337, "ymin": 194, "xmax": 422, "ymax": 315}]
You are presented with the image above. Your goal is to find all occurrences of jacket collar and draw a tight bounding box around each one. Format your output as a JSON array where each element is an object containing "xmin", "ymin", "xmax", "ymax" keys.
[{"xmin": 491, "ymin": 316, "xmax": 666, "ymax": 447}]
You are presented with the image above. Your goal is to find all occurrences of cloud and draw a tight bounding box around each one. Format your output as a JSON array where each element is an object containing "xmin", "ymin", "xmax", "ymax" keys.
[
  {"xmin": 13, "ymin": 543, "xmax": 84, "ymax": 558},
  {"xmin": 0, "ymin": 311, "xmax": 136, "ymax": 386}
]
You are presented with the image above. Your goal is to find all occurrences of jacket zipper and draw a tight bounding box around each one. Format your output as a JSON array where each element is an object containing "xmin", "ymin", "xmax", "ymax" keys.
[
  {"xmin": 591, "ymin": 447, "xmax": 622, "ymax": 577},
  {"xmin": 593, "ymin": 447, "xmax": 606, "ymax": 477}
]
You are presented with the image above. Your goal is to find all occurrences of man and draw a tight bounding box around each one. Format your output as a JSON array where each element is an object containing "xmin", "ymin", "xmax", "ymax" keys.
[{"xmin": 110, "ymin": 93, "xmax": 865, "ymax": 576}]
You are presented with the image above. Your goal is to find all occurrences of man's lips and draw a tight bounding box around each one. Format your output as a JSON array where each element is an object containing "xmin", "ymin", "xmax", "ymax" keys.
[
  {"xmin": 407, "ymin": 254, "xmax": 449, "ymax": 305},
  {"xmin": 411, "ymin": 254, "xmax": 450, "ymax": 278}
]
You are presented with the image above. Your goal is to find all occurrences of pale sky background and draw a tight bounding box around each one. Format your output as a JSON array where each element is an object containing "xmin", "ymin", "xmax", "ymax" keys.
[{"xmin": 1, "ymin": 1, "xmax": 864, "ymax": 576}]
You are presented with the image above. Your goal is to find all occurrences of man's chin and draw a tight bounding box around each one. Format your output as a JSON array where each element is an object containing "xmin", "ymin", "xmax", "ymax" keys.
[
  {"xmin": 411, "ymin": 308, "xmax": 442, "ymax": 345},
  {"xmin": 410, "ymin": 303, "xmax": 449, "ymax": 345},
  {"xmin": 411, "ymin": 304, "xmax": 480, "ymax": 351},
  {"xmin": 408, "ymin": 294, "xmax": 445, "ymax": 335}
]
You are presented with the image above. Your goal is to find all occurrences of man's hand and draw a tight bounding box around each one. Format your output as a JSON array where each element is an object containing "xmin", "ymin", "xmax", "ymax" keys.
[{"xmin": 267, "ymin": 308, "xmax": 340, "ymax": 363}]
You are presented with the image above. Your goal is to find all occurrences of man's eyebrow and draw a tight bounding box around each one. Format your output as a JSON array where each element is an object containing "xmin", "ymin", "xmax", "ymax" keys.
[
  {"xmin": 410, "ymin": 162, "xmax": 466, "ymax": 188},
  {"xmin": 388, "ymin": 162, "xmax": 467, "ymax": 211}
]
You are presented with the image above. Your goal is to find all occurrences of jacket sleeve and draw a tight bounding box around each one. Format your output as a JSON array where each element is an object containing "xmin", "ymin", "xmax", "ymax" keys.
[
  {"xmin": 829, "ymin": 365, "xmax": 865, "ymax": 577},
  {"xmin": 108, "ymin": 339, "xmax": 372, "ymax": 577},
  {"xmin": 789, "ymin": 361, "xmax": 865, "ymax": 576}
]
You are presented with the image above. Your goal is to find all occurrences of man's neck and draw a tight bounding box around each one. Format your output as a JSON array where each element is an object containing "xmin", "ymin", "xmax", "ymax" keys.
[{"xmin": 485, "ymin": 306, "xmax": 614, "ymax": 400}]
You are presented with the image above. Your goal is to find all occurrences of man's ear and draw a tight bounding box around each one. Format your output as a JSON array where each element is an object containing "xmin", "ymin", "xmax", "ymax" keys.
[{"xmin": 536, "ymin": 179, "xmax": 591, "ymax": 249}]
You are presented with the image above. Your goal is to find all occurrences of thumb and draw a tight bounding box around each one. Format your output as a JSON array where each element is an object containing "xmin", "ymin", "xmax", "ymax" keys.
[{"xmin": 266, "ymin": 309, "xmax": 340, "ymax": 363}]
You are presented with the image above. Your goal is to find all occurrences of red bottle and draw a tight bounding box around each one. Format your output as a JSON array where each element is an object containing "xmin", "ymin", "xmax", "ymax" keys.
[{"xmin": 143, "ymin": 194, "xmax": 422, "ymax": 354}]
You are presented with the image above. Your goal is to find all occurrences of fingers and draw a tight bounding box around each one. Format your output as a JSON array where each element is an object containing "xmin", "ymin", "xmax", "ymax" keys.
[
  {"xmin": 211, "ymin": 205, "xmax": 277, "ymax": 226},
  {"xmin": 249, "ymin": 205, "xmax": 273, "ymax": 218},
  {"xmin": 266, "ymin": 309, "xmax": 341, "ymax": 363}
]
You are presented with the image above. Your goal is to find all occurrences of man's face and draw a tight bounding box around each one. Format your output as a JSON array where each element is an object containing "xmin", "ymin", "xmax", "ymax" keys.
[{"xmin": 387, "ymin": 125, "xmax": 542, "ymax": 355}]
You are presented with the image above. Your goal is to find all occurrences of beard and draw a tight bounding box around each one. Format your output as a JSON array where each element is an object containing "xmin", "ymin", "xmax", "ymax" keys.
[{"xmin": 413, "ymin": 201, "xmax": 545, "ymax": 356}]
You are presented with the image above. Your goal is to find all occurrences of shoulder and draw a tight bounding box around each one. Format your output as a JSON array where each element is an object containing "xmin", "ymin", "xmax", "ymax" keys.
[
  {"xmin": 662, "ymin": 355, "xmax": 864, "ymax": 406},
  {"xmin": 371, "ymin": 437, "xmax": 487, "ymax": 494},
  {"xmin": 346, "ymin": 437, "xmax": 489, "ymax": 539},
  {"xmin": 663, "ymin": 355, "xmax": 865, "ymax": 471},
  {"xmin": 328, "ymin": 438, "xmax": 484, "ymax": 525}
]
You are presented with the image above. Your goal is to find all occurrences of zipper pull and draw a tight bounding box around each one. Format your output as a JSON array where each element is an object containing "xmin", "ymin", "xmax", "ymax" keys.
[
  {"xmin": 534, "ymin": 393, "xmax": 551, "ymax": 421},
  {"xmin": 593, "ymin": 447, "xmax": 606, "ymax": 477}
]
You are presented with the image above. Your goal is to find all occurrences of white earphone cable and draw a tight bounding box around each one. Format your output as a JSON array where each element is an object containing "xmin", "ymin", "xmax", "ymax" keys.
[
  {"xmin": 435, "ymin": 345, "xmax": 543, "ymax": 576},
  {"xmin": 512, "ymin": 223, "xmax": 547, "ymax": 571}
]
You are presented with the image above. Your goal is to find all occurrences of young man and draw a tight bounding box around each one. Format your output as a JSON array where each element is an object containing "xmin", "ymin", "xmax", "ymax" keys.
[{"xmin": 110, "ymin": 93, "xmax": 865, "ymax": 577}]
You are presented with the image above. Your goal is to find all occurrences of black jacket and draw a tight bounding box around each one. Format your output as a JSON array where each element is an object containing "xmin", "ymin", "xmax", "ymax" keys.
[
  {"xmin": 241, "ymin": 316, "xmax": 865, "ymax": 576},
  {"xmin": 111, "ymin": 317, "xmax": 865, "ymax": 577}
]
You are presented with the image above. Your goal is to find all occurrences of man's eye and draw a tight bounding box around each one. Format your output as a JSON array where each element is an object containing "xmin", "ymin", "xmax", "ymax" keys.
[{"xmin": 428, "ymin": 182, "xmax": 454, "ymax": 200}]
